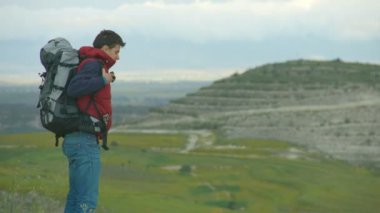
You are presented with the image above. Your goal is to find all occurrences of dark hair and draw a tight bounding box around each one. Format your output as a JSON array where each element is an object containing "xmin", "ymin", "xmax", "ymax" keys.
[{"xmin": 93, "ymin": 30, "xmax": 126, "ymax": 49}]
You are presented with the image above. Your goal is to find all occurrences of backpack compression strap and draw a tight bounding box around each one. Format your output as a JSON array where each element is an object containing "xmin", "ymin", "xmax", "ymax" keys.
[{"xmin": 91, "ymin": 97, "xmax": 109, "ymax": 150}]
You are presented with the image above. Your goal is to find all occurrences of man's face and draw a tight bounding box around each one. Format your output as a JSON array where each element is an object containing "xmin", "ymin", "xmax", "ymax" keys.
[{"xmin": 102, "ymin": 44, "xmax": 121, "ymax": 61}]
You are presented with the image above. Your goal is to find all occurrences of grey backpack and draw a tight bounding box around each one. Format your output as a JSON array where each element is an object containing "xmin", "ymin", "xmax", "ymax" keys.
[{"xmin": 38, "ymin": 38, "xmax": 80, "ymax": 145}]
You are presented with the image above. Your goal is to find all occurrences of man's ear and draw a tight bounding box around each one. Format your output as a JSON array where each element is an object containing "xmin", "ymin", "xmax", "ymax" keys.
[{"xmin": 101, "ymin": 45, "xmax": 110, "ymax": 52}]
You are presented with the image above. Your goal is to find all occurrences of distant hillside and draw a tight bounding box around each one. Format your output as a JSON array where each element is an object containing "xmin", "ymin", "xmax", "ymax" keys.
[{"xmin": 122, "ymin": 59, "xmax": 380, "ymax": 168}]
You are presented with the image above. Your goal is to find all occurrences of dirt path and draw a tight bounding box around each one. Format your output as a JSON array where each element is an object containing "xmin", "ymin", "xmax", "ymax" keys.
[
  {"xmin": 208, "ymin": 99, "xmax": 380, "ymax": 118},
  {"xmin": 180, "ymin": 130, "xmax": 214, "ymax": 153},
  {"xmin": 111, "ymin": 128, "xmax": 214, "ymax": 153}
]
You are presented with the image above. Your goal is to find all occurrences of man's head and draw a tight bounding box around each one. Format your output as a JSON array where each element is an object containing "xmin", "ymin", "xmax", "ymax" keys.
[{"xmin": 93, "ymin": 30, "xmax": 125, "ymax": 61}]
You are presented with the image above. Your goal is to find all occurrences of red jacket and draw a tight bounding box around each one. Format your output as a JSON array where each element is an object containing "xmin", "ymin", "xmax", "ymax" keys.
[{"xmin": 68, "ymin": 46, "xmax": 115, "ymax": 132}]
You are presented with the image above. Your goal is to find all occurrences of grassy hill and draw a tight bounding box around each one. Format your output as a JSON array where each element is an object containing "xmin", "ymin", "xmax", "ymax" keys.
[
  {"xmin": 1, "ymin": 132, "xmax": 380, "ymax": 212},
  {"xmin": 122, "ymin": 59, "xmax": 380, "ymax": 168}
]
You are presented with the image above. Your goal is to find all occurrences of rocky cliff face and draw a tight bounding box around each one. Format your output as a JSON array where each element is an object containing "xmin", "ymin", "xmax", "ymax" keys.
[{"xmin": 124, "ymin": 59, "xmax": 380, "ymax": 167}]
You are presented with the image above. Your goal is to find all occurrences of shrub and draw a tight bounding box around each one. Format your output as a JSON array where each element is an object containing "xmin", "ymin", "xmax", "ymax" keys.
[{"xmin": 179, "ymin": 164, "xmax": 192, "ymax": 175}]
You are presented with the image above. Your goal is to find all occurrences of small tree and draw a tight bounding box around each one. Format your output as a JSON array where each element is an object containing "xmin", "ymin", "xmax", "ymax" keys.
[{"xmin": 179, "ymin": 164, "xmax": 192, "ymax": 175}]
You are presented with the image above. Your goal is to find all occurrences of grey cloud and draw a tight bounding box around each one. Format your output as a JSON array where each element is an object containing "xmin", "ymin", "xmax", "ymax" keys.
[{"xmin": 0, "ymin": 0, "xmax": 379, "ymax": 42}]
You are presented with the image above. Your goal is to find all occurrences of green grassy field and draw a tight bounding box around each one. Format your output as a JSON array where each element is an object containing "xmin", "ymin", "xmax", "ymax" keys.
[{"xmin": 0, "ymin": 132, "xmax": 379, "ymax": 213}]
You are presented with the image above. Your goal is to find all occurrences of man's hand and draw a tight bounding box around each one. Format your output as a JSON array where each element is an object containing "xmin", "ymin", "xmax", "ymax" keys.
[
  {"xmin": 110, "ymin": 71, "xmax": 116, "ymax": 82},
  {"xmin": 102, "ymin": 68, "xmax": 115, "ymax": 84}
]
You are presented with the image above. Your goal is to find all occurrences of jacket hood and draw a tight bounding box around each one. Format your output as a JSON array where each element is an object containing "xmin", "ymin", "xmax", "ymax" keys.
[{"xmin": 79, "ymin": 46, "xmax": 116, "ymax": 68}]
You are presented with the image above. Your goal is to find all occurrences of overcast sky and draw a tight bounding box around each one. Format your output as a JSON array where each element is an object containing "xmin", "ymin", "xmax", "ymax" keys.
[{"xmin": 0, "ymin": 0, "xmax": 379, "ymax": 83}]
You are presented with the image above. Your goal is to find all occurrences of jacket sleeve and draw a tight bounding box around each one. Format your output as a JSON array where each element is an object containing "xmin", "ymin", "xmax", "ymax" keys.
[{"xmin": 67, "ymin": 60, "xmax": 106, "ymax": 98}]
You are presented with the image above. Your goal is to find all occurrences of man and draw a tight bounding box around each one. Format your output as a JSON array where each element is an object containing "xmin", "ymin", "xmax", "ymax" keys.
[{"xmin": 63, "ymin": 30, "xmax": 125, "ymax": 212}]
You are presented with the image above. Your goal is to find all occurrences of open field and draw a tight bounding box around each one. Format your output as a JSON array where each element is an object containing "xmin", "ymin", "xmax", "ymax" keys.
[{"xmin": 0, "ymin": 132, "xmax": 380, "ymax": 212}]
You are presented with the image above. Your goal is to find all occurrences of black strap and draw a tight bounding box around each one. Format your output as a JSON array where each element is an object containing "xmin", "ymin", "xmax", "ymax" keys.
[
  {"xmin": 55, "ymin": 135, "xmax": 59, "ymax": 147},
  {"xmin": 90, "ymin": 95, "xmax": 109, "ymax": 150},
  {"xmin": 93, "ymin": 101, "xmax": 109, "ymax": 150},
  {"xmin": 85, "ymin": 94, "xmax": 95, "ymax": 112}
]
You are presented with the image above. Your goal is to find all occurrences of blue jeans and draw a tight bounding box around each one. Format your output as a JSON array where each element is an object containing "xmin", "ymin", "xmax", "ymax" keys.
[{"xmin": 62, "ymin": 132, "xmax": 101, "ymax": 213}]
